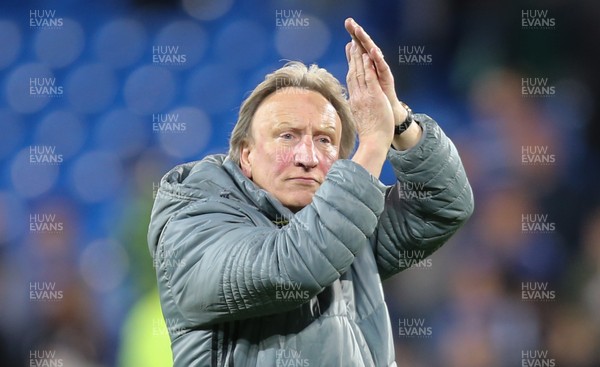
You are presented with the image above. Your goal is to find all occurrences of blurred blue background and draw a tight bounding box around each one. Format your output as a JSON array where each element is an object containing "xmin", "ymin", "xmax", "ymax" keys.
[{"xmin": 1, "ymin": 0, "xmax": 599, "ymax": 366}]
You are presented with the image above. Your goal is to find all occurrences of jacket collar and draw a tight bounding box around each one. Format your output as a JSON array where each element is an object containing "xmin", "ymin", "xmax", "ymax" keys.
[{"xmin": 222, "ymin": 156, "xmax": 294, "ymax": 221}]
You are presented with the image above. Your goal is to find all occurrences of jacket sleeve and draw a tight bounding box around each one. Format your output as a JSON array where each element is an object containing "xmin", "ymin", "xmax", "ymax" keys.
[
  {"xmin": 154, "ymin": 160, "xmax": 386, "ymax": 327},
  {"xmin": 374, "ymin": 114, "xmax": 474, "ymax": 279}
]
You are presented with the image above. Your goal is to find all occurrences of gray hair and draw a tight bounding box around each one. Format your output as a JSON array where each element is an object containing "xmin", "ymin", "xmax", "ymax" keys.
[{"xmin": 228, "ymin": 61, "xmax": 356, "ymax": 163}]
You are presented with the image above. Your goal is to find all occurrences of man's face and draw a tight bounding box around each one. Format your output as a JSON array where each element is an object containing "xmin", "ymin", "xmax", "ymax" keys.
[{"xmin": 240, "ymin": 88, "xmax": 342, "ymax": 212}]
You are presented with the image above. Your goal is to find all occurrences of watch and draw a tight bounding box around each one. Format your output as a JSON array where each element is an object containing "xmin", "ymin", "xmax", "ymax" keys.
[{"xmin": 394, "ymin": 101, "xmax": 414, "ymax": 135}]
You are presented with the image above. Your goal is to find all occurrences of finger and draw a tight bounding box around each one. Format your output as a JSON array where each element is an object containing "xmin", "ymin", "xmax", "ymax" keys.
[
  {"xmin": 351, "ymin": 41, "xmax": 367, "ymax": 90},
  {"xmin": 346, "ymin": 18, "xmax": 375, "ymax": 55},
  {"xmin": 369, "ymin": 47, "xmax": 397, "ymax": 99},
  {"xmin": 344, "ymin": 17, "xmax": 354, "ymax": 36},
  {"xmin": 345, "ymin": 43, "xmax": 359, "ymax": 94},
  {"xmin": 362, "ymin": 53, "xmax": 380, "ymax": 92},
  {"xmin": 369, "ymin": 47, "xmax": 392, "ymax": 83},
  {"xmin": 344, "ymin": 18, "xmax": 366, "ymax": 53},
  {"xmin": 354, "ymin": 24, "xmax": 378, "ymax": 59},
  {"xmin": 345, "ymin": 41, "xmax": 351, "ymax": 63},
  {"xmin": 344, "ymin": 18, "xmax": 358, "ymax": 43}
]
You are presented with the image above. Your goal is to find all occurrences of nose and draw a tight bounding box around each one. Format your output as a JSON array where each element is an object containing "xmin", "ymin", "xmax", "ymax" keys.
[{"xmin": 293, "ymin": 136, "xmax": 318, "ymax": 168}]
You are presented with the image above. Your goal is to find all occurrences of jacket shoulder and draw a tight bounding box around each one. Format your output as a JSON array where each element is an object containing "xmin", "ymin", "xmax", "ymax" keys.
[
  {"xmin": 158, "ymin": 154, "xmax": 235, "ymax": 201},
  {"xmin": 148, "ymin": 154, "xmax": 237, "ymax": 255}
]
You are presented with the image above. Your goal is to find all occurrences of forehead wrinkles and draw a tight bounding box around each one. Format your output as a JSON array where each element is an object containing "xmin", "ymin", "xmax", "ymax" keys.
[
  {"xmin": 271, "ymin": 102, "xmax": 340, "ymax": 127},
  {"xmin": 320, "ymin": 102, "xmax": 340, "ymax": 128},
  {"xmin": 251, "ymin": 91, "xmax": 341, "ymax": 136}
]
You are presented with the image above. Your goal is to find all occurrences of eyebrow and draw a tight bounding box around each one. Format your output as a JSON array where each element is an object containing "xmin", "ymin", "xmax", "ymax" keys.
[{"xmin": 272, "ymin": 121, "xmax": 337, "ymax": 134}]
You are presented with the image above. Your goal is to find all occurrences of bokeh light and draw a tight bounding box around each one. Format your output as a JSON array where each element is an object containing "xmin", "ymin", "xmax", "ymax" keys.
[
  {"xmin": 275, "ymin": 14, "xmax": 331, "ymax": 62},
  {"xmin": 154, "ymin": 20, "xmax": 208, "ymax": 70},
  {"xmin": 0, "ymin": 191, "xmax": 27, "ymax": 245},
  {"xmin": 10, "ymin": 148, "xmax": 60, "ymax": 199},
  {"xmin": 185, "ymin": 64, "xmax": 241, "ymax": 113},
  {"xmin": 69, "ymin": 150, "xmax": 123, "ymax": 203},
  {"xmin": 33, "ymin": 18, "xmax": 85, "ymax": 68},
  {"xmin": 5, "ymin": 63, "xmax": 56, "ymax": 114},
  {"xmin": 157, "ymin": 106, "xmax": 212, "ymax": 159},
  {"xmin": 95, "ymin": 109, "xmax": 149, "ymax": 160},
  {"xmin": 65, "ymin": 63, "xmax": 118, "ymax": 113},
  {"xmin": 124, "ymin": 65, "xmax": 176, "ymax": 115},
  {"xmin": 80, "ymin": 239, "xmax": 129, "ymax": 292},
  {"xmin": 93, "ymin": 18, "xmax": 147, "ymax": 69},
  {"xmin": 0, "ymin": 109, "xmax": 24, "ymax": 160},
  {"xmin": 0, "ymin": 20, "xmax": 22, "ymax": 70},
  {"xmin": 214, "ymin": 20, "xmax": 268, "ymax": 70},
  {"xmin": 33, "ymin": 109, "xmax": 86, "ymax": 160},
  {"xmin": 181, "ymin": 0, "xmax": 234, "ymax": 21}
]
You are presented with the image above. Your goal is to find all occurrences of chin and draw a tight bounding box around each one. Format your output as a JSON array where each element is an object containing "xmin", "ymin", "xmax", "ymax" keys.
[{"xmin": 281, "ymin": 195, "xmax": 314, "ymax": 213}]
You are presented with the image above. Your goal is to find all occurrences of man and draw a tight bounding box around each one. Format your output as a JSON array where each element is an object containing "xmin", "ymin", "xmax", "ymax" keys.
[{"xmin": 148, "ymin": 18, "xmax": 473, "ymax": 366}]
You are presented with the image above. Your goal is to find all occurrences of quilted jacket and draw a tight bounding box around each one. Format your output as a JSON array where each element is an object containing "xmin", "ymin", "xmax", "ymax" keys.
[{"xmin": 148, "ymin": 114, "xmax": 474, "ymax": 366}]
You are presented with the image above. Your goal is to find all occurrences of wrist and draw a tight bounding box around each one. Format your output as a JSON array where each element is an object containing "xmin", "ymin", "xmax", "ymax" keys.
[
  {"xmin": 351, "ymin": 141, "xmax": 388, "ymax": 178},
  {"xmin": 392, "ymin": 101, "xmax": 408, "ymax": 123},
  {"xmin": 358, "ymin": 134, "xmax": 393, "ymax": 152},
  {"xmin": 356, "ymin": 139, "xmax": 389, "ymax": 155},
  {"xmin": 392, "ymin": 120, "xmax": 422, "ymax": 151},
  {"xmin": 393, "ymin": 101, "xmax": 413, "ymax": 136}
]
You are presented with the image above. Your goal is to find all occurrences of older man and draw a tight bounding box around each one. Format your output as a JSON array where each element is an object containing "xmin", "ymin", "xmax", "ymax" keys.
[{"xmin": 148, "ymin": 18, "xmax": 473, "ymax": 366}]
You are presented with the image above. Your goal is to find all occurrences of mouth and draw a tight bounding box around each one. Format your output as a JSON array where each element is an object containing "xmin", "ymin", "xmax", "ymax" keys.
[{"xmin": 287, "ymin": 177, "xmax": 320, "ymax": 185}]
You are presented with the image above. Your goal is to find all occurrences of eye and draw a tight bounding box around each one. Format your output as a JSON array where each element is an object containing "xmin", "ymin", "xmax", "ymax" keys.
[
  {"xmin": 281, "ymin": 133, "xmax": 294, "ymax": 140},
  {"xmin": 317, "ymin": 136, "xmax": 332, "ymax": 144}
]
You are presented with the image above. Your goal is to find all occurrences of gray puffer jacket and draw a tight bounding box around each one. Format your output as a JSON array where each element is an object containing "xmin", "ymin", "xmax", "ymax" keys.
[{"xmin": 148, "ymin": 115, "xmax": 474, "ymax": 366}]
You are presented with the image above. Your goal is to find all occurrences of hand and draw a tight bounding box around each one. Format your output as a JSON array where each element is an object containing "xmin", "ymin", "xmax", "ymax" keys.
[
  {"xmin": 344, "ymin": 18, "xmax": 407, "ymax": 124},
  {"xmin": 345, "ymin": 28, "xmax": 394, "ymax": 149},
  {"xmin": 345, "ymin": 17, "xmax": 422, "ymax": 151},
  {"xmin": 345, "ymin": 19, "xmax": 395, "ymax": 178}
]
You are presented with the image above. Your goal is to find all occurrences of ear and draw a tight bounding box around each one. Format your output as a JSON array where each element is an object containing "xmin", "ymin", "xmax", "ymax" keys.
[{"xmin": 239, "ymin": 140, "xmax": 253, "ymax": 178}]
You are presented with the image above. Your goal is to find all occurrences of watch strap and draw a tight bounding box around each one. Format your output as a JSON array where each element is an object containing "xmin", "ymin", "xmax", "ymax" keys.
[{"xmin": 394, "ymin": 101, "xmax": 413, "ymax": 135}]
